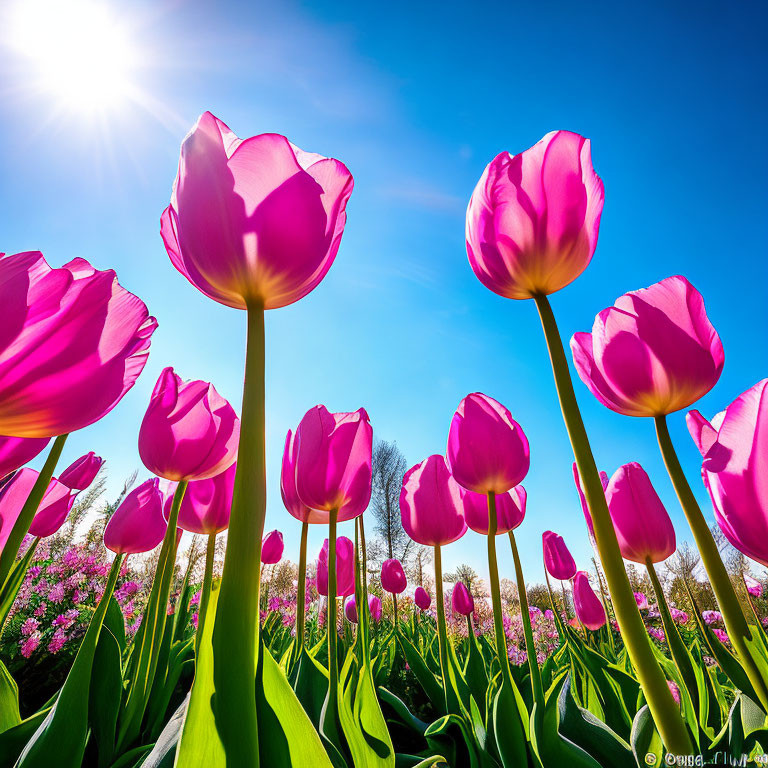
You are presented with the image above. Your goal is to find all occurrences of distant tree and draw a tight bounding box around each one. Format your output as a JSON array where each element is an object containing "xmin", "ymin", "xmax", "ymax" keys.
[
  {"xmin": 445, "ymin": 563, "xmax": 486, "ymax": 598},
  {"xmin": 499, "ymin": 578, "xmax": 518, "ymax": 608},
  {"xmin": 412, "ymin": 546, "xmax": 432, "ymax": 589}
]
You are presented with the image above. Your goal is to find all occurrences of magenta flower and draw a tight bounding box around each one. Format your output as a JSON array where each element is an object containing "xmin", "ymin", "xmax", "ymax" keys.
[
  {"xmin": 542, "ymin": 531, "xmax": 577, "ymax": 580},
  {"xmin": 713, "ymin": 628, "xmax": 729, "ymax": 645},
  {"xmin": 316, "ymin": 536, "xmax": 355, "ymax": 598},
  {"xmin": 451, "ymin": 582, "xmax": 474, "ymax": 617},
  {"xmin": 161, "ymin": 112, "xmax": 354, "ymax": 311},
  {"xmin": 466, "ymin": 131, "xmax": 604, "ymax": 300},
  {"xmin": 381, "ymin": 558, "xmax": 407, "ymax": 595},
  {"xmin": 58, "ymin": 452, "xmax": 103, "ymax": 490},
  {"xmin": 47, "ymin": 628, "xmax": 68, "ymax": 654},
  {"xmin": 175, "ymin": 462, "xmax": 235, "ymax": 535},
  {"xmin": 635, "ymin": 592, "xmax": 649, "ymax": 610},
  {"xmin": 280, "ymin": 430, "xmax": 316, "ymax": 523},
  {"xmin": 399, "ymin": 455, "xmax": 468, "ymax": 547},
  {"xmin": 606, "ymin": 462, "xmax": 676, "ymax": 564},
  {"xmin": 20, "ymin": 631, "xmax": 41, "ymax": 658},
  {"xmin": 368, "ymin": 595, "xmax": 383, "ymax": 622},
  {"xmin": 261, "ymin": 530, "xmax": 284, "ymax": 564},
  {"xmin": 21, "ymin": 617, "xmax": 39, "ymax": 636},
  {"xmin": 687, "ymin": 380, "xmax": 768, "ymax": 567},
  {"xmin": 0, "ymin": 435, "xmax": 49, "ymax": 482},
  {"xmin": 139, "ymin": 367, "xmax": 240, "ymax": 482},
  {"xmin": 745, "ymin": 575, "xmax": 763, "ymax": 599},
  {"xmin": 702, "ymin": 610, "xmax": 722, "ymax": 625},
  {"xmin": 572, "ymin": 462, "xmax": 609, "ymax": 540},
  {"xmin": 464, "ymin": 485, "xmax": 526, "ymax": 535},
  {"xmin": 446, "ymin": 393, "xmax": 529, "ymax": 494},
  {"xmin": 414, "ymin": 586, "xmax": 431, "ymax": 611},
  {"xmin": 573, "ymin": 571, "xmax": 606, "ymax": 631},
  {"xmin": 571, "ymin": 276, "xmax": 724, "ymax": 417},
  {"xmin": 344, "ymin": 597, "xmax": 358, "ymax": 624},
  {"xmin": 667, "ymin": 680, "xmax": 681, "ymax": 705},
  {"xmin": 0, "ymin": 252, "xmax": 156, "ymax": 438},
  {"xmin": 104, "ymin": 477, "xmax": 167, "ymax": 554},
  {"xmin": 671, "ymin": 608, "xmax": 689, "ymax": 624}
]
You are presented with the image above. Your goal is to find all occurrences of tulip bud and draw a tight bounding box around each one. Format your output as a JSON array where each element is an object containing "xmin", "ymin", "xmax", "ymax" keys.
[
  {"xmin": 466, "ymin": 131, "xmax": 604, "ymax": 300},
  {"xmin": 572, "ymin": 276, "xmax": 724, "ymax": 417},
  {"xmin": 463, "ymin": 485, "xmax": 526, "ymax": 535},
  {"xmin": 58, "ymin": 452, "xmax": 103, "ymax": 490},
  {"xmin": 316, "ymin": 537, "xmax": 355, "ymax": 597},
  {"xmin": 446, "ymin": 393, "xmax": 529, "ymax": 494},
  {"xmin": 451, "ymin": 581, "xmax": 474, "ymax": 616},
  {"xmin": 344, "ymin": 597, "xmax": 358, "ymax": 624},
  {"xmin": 381, "ymin": 558, "xmax": 407, "ymax": 595},
  {"xmin": 606, "ymin": 462, "xmax": 676, "ymax": 564},
  {"xmin": 104, "ymin": 478, "xmax": 166, "ymax": 554},
  {"xmin": 542, "ymin": 531, "xmax": 576, "ymax": 580},
  {"xmin": 572, "ymin": 462, "xmax": 608, "ymax": 540},
  {"xmin": 573, "ymin": 571, "xmax": 606, "ymax": 630},
  {"xmin": 414, "ymin": 586, "xmax": 431, "ymax": 611},
  {"xmin": 745, "ymin": 574, "xmax": 763, "ymax": 599},
  {"xmin": 399, "ymin": 455, "xmax": 467, "ymax": 547},
  {"xmin": 261, "ymin": 530, "xmax": 284, "ymax": 564},
  {"xmin": 368, "ymin": 595, "xmax": 383, "ymax": 622},
  {"xmin": 139, "ymin": 367, "xmax": 240, "ymax": 482}
]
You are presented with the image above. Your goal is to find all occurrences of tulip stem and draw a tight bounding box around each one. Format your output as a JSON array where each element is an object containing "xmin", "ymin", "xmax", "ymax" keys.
[
  {"xmin": 485, "ymin": 494, "xmax": 513, "ymax": 688},
  {"xmin": 0, "ymin": 433, "xmax": 67, "ymax": 591},
  {"xmin": 508, "ymin": 527, "xmax": 544, "ymax": 708},
  {"xmin": 196, "ymin": 532, "xmax": 217, "ymax": 659},
  {"xmin": 593, "ymin": 560, "xmax": 615, "ymax": 654},
  {"xmin": 560, "ymin": 583, "xmax": 570, "ymax": 619},
  {"xmin": 295, "ymin": 520, "xmax": 309, "ymax": 663},
  {"xmin": 532, "ymin": 293, "xmax": 693, "ymax": 754},
  {"xmin": 393, "ymin": 593, "xmax": 399, "ymax": 631},
  {"xmin": 433, "ymin": 544, "xmax": 450, "ymax": 712},
  {"xmin": 212, "ymin": 302, "xmax": 265, "ymax": 767},
  {"xmin": 654, "ymin": 414, "xmax": 768, "ymax": 712}
]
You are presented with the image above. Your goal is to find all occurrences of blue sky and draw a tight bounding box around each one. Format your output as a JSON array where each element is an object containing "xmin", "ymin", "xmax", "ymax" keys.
[{"xmin": 1, "ymin": 0, "xmax": 766, "ymax": 588}]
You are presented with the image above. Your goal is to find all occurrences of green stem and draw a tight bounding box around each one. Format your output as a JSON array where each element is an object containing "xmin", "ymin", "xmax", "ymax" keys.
[
  {"xmin": 533, "ymin": 293, "xmax": 693, "ymax": 754},
  {"xmin": 295, "ymin": 520, "xmax": 309, "ymax": 659},
  {"xmin": 594, "ymin": 560, "xmax": 615, "ymax": 654},
  {"xmin": 211, "ymin": 304, "xmax": 265, "ymax": 767},
  {"xmin": 561, "ymin": 583, "xmax": 570, "ymax": 619},
  {"xmin": 393, "ymin": 593, "xmax": 399, "ymax": 630},
  {"xmin": 654, "ymin": 414, "xmax": 768, "ymax": 712},
  {"xmin": 196, "ymin": 532, "xmax": 216, "ymax": 659},
  {"xmin": 486, "ymin": 494, "xmax": 512, "ymax": 685},
  {"xmin": 433, "ymin": 544, "xmax": 450, "ymax": 712},
  {"xmin": 0, "ymin": 434, "xmax": 67, "ymax": 590},
  {"xmin": 508, "ymin": 527, "xmax": 544, "ymax": 708}
]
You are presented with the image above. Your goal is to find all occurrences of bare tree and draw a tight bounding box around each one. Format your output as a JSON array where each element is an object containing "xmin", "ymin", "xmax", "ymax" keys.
[
  {"xmin": 412, "ymin": 546, "xmax": 432, "ymax": 588},
  {"xmin": 445, "ymin": 563, "xmax": 486, "ymax": 598},
  {"xmin": 369, "ymin": 440, "xmax": 412, "ymax": 568}
]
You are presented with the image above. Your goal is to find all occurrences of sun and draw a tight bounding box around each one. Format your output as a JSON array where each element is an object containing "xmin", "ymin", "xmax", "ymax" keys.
[{"xmin": 9, "ymin": 0, "xmax": 139, "ymax": 115}]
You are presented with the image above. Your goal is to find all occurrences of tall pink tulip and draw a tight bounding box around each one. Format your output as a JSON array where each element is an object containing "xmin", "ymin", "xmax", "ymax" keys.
[
  {"xmin": 344, "ymin": 597, "xmax": 358, "ymax": 624},
  {"xmin": 104, "ymin": 478, "xmax": 167, "ymax": 555},
  {"xmin": 0, "ymin": 435, "xmax": 49, "ymax": 481},
  {"xmin": 464, "ymin": 485, "xmax": 526, "ymax": 535},
  {"xmin": 573, "ymin": 571, "xmax": 606, "ymax": 630},
  {"xmin": 58, "ymin": 451, "xmax": 103, "ymax": 490},
  {"xmin": 261, "ymin": 529, "xmax": 284, "ymax": 564},
  {"xmin": 0, "ymin": 252, "xmax": 157, "ymax": 438},
  {"xmin": 174, "ymin": 462, "xmax": 235, "ymax": 535},
  {"xmin": 294, "ymin": 406, "xmax": 372, "ymax": 518},
  {"xmin": 606, "ymin": 462, "xmax": 676, "ymax": 564},
  {"xmin": 446, "ymin": 393, "xmax": 529, "ymax": 494},
  {"xmin": 452, "ymin": 582, "xmax": 474, "ymax": 616},
  {"xmin": 139, "ymin": 367, "xmax": 240, "ymax": 482},
  {"xmin": 368, "ymin": 595, "xmax": 383, "ymax": 622},
  {"xmin": 573, "ymin": 462, "xmax": 608, "ymax": 540},
  {"xmin": 161, "ymin": 112, "xmax": 354, "ymax": 310},
  {"xmin": 688, "ymin": 380, "xmax": 768, "ymax": 567},
  {"xmin": 381, "ymin": 558, "xmax": 407, "ymax": 594},
  {"xmin": 414, "ymin": 586, "xmax": 431, "ymax": 611},
  {"xmin": 316, "ymin": 536, "xmax": 356, "ymax": 597},
  {"xmin": 571, "ymin": 276, "xmax": 724, "ymax": 417},
  {"xmin": 465, "ymin": 131, "xmax": 604, "ymax": 300},
  {"xmin": 399, "ymin": 455, "xmax": 467, "ymax": 547},
  {"xmin": 542, "ymin": 531, "xmax": 577, "ymax": 580},
  {"xmin": 280, "ymin": 430, "xmax": 314, "ymax": 522},
  {"xmin": 0, "ymin": 468, "xmax": 75, "ymax": 546}
]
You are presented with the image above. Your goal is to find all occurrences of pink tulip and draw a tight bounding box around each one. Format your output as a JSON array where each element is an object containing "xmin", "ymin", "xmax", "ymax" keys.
[
  {"xmin": 464, "ymin": 485, "xmax": 526, "ymax": 535},
  {"xmin": 0, "ymin": 252, "xmax": 157, "ymax": 438},
  {"xmin": 261, "ymin": 530, "xmax": 284, "ymax": 564},
  {"xmin": 174, "ymin": 462, "xmax": 235, "ymax": 535},
  {"xmin": 571, "ymin": 276, "xmax": 724, "ymax": 417},
  {"xmin": 542, "ymin": 531, "xmax": 577, "ymax": 580},
  {"xmin": 446, "ymin": 393, "xmax": 529, "ymax": 494},
  {"xmin": 280, "ymin": 430, "xmax": 314, "ymax": 522},
  {"xmin": 399, "ymin": 455, "xmax": 468, "ymax": 546},
  {"xmin": 745, "ymin": 575, "xmax": 763, "ymax": 599},
  {"xmin": 687, "ymin": 380, "xmax": 768, "ymax": 566},
  {"xmin": 0, "ymin": 468, "xmax": 75, "ymax": 545},
  {"xmin": 58, "ymin": 452, "xmax": 103, "ymax": 490},
  {"xmin": 381, "ymin": 558, "xmax": 407, "ymax": 595},
  {"xmin": 344, "ymin": 597, "xmax": 358, "ymax": 624},
  {"xmin": 635, "ymin": 592, "xmax": 649, "ymax": 610},
  {"xmin": 572, "ymin": 462, "xmax": 608, "ymax": 539},
  {"xmin": 139, "ymin": 367, "xmax": 240, "ymax": 482},
  {"xmin": 161, "ymin": 112, "xmax": 354, "ymax": 311},
  {"xmin": 465, "ymin": 131, "xmax": 604, "ymax": 300},
  {"xmin": 414, "ymin": 586, "xmax": 431, "ymax": 611},
  {"xmin": 104, "ymin": 478, "xmax": 167, "ymax": 554},
  {"xmin": 316, "ymin": 536, "xmax": 355, "ymax": 597},
  {"xmin": 573, "ymin": 571, "xmax": 606, "ymax": 630},
  {"xmin": 368, "ymin": 595, "xmax": 382, "ymax": 622},
  {"xmin": 605, "ymin": 462, "xmax": 676, "ymax": 564},
  {"xmin": 451, "ymin": 582, "xmax": 474, "ymax": 616},
  {"xmin": 0, "ymin": 435, "xmax": 50, "ymax": 481},
  {"xmin": 667, "ymin": 680, "xmax": 681, "ymax": 706},
  {"xmin": 294, "ymin": 406, "xmax": 372, "ymax": 519}
]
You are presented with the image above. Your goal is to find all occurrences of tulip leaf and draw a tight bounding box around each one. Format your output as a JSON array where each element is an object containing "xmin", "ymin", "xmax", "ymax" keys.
[
  {"xmin": 492, "ymin": 676, "xmax": 528, "ymax": 768},
  {"xmin": 0, "ymin": 661, "xmax": 20, "ymax": 734},
  {"xmin": 292, "ymin": 646, "xmax": 330, "ymax": 731},
  {"xmin": 89, "ymin": 625, "xmax": 123, "ymax": 768},
  {"xmin": 630, "ymin": 705, "xmax": 663, "ymax": 768},
  {"xmin": 0, "ymin": 709, "xmax": 50, "ymax": 768},
  {"xmin": 396, "ymin": 633, "xmax": 446, "ymax": 715}
]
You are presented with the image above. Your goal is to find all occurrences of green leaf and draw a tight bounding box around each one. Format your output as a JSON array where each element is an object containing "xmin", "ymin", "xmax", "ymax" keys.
[
  {"xmin": 630, "ymin": 706, "xmax": 663, "ymax": 768},
  {"xmin": 396, "ymin": 633, "xmax": 445, "ymax": 715},
  {"xmin": 492, "ymin": 676, "xmax": 528, "ymax": 768},
  {"xmin": 0, "ymin": 661, "xmax": 21, "ymax": 734},
  {"xmin": 292, "ymin": 646, "xmax": 330, "ymax": 731},
  {"xmin": 0, "ymin": 709, "xmax": 49, "ymax": 768},
  {"xmin": 89, "ymin": 626, "xmax": 123, "ymax": 767}
]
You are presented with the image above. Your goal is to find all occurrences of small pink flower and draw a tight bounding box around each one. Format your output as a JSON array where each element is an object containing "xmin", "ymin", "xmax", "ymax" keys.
[
  {"xmin": 21, "ymin": 617, "xmax": 39, "ymax": 636},
  {"xmin": 47, "ymin": 628, "xmax": 68, "ymax": 654},
  {"xmin": 20, "ymin": 632, "xmax": 41, "ymax": 658},
  {"xmin": 713, "ymin": 628, "xmax": 729, "ymax": 644},
  {"xmin": 48, "ymin": 583, "xmax": 65, "ymax": 603}
]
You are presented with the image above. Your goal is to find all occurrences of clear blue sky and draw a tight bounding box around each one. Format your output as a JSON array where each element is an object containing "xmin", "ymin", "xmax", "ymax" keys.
[{"xmin": 1, "ymin": 0, "xmax": 766, "ymax": 588}]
